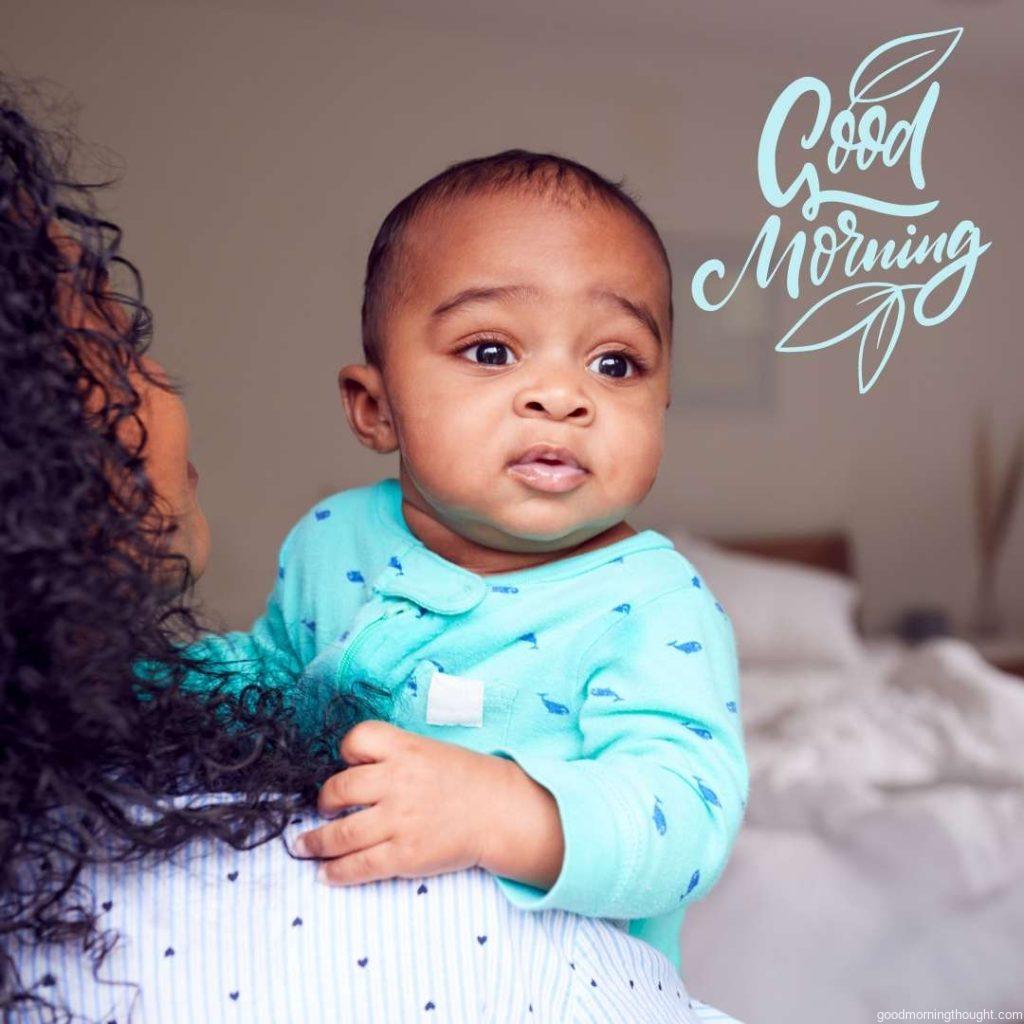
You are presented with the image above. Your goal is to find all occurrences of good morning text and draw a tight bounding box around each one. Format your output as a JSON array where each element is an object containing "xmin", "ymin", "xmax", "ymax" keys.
[{"xmin": 691, "ymin": 27, "xmax": 989, "ymax": 393}]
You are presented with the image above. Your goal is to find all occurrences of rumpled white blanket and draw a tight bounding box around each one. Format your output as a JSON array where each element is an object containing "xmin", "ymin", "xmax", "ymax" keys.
[{"xmin": 744, "ymin": 638, "xmax": 1024, "ymax": 899}]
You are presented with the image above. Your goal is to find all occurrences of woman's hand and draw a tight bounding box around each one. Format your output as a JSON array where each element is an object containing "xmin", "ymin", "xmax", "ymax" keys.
[{"xmin": 294, "ymin": 720, "xmax": 563, "ymax": 889}]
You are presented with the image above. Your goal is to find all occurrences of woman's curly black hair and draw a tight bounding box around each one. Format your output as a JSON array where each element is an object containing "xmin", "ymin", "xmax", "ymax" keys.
[{"xmin": 0, "ymin": 80, "xmax": 382, "ymax": 1022}]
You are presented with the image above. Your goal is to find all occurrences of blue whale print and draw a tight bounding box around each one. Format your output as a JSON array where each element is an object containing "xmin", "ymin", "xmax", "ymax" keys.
[
  {"xmin": 517, "ymin": 632, "xmax": 538, "ymax": 649},
  {"xmin": 491, "ymin": 585, "xmax": 519, "ymax": 594},
  {"xmin": 591, "ymin": 687, "xmax": 624, "ymax": 702},
  {"xmin": 652, "ymin": 797, "xmax": 667, "ymax": 835},
  {"xmin": 346, "ymin": 570, "xmax": 365, "ymax": 583},
  {"xmin": 301, "ymin": 618, "xmax": 316, "ymax": 633},
  {"xmin": 667, "ymin": 640, "xmax": 703, "ymax": 654},
  {"xmin": 685, "ymin": 869, "xmax": 700, "ymax": 897},
  {"xmin": 726, "ymin": 701, "xmax": 738, "ymax": 713},
  {"xmin": 691, "ymin": 575, "xmax": 701, "ymax": 588},
  {"xmin": 538, "ymin": 693, "xmax": 570, "ymax": 716},
  {"xmin": 715, "ymin": 601, "xmax": 726, "ymax": 614},
  {"xmin": 314, "ymin": 509, "xmax": 331, "ymax": 521},
  {"xmin": 682, "ymin": 721, "xmax": 713, "ymax": 740},
  {"xmin": 388, "ymin": 555, "xmax": 404, "ymax": 575},
  {"xmin": 694, "ymin": 776, "xmax": 721, "ymax": 808},
  {"xmin": 277, "ymin": 565, "xmax": 285, "ymax": 580},
  {"xmin": 612, "ymin": 602, "xmax": 631, "ymax": 614}
]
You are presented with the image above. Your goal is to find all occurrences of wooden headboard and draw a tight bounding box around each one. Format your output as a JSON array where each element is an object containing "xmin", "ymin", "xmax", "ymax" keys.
[{"xmin": 711, "ymin": 531, "xmax": 855, "ymax": 579}]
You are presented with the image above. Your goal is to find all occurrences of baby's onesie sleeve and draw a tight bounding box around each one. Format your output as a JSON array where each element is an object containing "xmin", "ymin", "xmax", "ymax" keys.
[
  {"xmin": 178, "ymin": 523, "xmax": 311, "ymax": 700},
  {"xmin": 490, "ymin": 583, "xmax": 747, "ymax": 921}
]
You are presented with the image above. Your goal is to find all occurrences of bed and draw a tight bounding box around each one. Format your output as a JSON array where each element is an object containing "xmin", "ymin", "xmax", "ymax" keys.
[{"xmin": 669, "ymin": 529, "xmax": 1024, "ymax": 1024}]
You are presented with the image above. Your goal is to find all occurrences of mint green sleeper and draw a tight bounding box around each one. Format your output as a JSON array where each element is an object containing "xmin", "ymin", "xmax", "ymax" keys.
[{"xmin": 188, "ymin": 478, "xmax": 748, "ymax": 970}]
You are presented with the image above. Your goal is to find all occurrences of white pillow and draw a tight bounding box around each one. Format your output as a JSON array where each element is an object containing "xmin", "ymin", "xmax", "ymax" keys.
[{"xmin": 671, "ymin": 536, "xmax": 864, "ymax": 669}]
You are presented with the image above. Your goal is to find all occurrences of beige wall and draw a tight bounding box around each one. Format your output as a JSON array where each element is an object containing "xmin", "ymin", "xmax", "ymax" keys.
[{"xmin": 5, "ymin": 0, "xmax": 1022, "ymax": 633}]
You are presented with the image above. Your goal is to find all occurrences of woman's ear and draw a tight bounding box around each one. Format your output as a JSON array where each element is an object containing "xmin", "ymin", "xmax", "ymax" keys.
[{"xmin": 338, "ymin": 363, "xmax": 399, "ymax": 453}]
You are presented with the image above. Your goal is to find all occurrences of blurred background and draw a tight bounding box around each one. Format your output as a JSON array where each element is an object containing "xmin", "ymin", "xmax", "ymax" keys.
[
  {"xmin": 5, "ymin": 0, "xmax": 1021, "ymax": 638},
  {"xmin": 5, "ymin": 2, "xmax": 1023, "ymax": 1021}
]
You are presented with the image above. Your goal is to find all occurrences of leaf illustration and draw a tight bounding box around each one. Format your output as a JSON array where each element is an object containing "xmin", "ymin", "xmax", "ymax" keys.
[
  {"xmin": 849, "ymin": 27, "xmax": 963, "ymax": 105},
  {"xmin": 775, "ymin": 282, "xmax": 898, "ymax": 354},
  {"xmin": 857, "ymin": 287, "xmax": 906, "ymax": 393}
]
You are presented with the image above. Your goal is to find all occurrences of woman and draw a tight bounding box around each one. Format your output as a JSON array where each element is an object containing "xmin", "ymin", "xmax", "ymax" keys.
[{"xmin": 0, "ymin": 81, "xmax": 737, "ymax": 1023}]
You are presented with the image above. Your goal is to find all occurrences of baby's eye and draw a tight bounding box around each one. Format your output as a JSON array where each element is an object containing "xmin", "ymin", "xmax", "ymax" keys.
[
  {"xmin": 587, "ymin": 352, "xmax": 639, "ymax": 379},
  {"xmin": 459, "ymin": 340, "xmax": 517, "ymax": 366}
]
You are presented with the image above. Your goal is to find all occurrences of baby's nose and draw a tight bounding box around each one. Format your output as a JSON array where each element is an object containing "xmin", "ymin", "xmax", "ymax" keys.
[{"xmin": 513, "ymin": 381, "xmax": 594, "ymax": 424}]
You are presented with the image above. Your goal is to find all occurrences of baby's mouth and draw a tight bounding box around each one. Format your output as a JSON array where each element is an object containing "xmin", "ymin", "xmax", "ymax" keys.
[{"xmin": 507, "ymin": 444, "xmax": 589, "ymax": 494}]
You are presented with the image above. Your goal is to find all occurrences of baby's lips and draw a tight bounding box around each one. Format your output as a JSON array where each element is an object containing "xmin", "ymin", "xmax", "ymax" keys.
[
  {"xmin": 509, "ymin": 443, "xmax": 585, "ymax": 470},
  {"xmin": 506, "ymin": 460, "xmax": 589, "ymax": 493}
]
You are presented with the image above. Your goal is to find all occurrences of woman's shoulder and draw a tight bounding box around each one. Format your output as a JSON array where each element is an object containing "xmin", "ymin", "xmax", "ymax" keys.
[
  {"xmin": 16, "ymin": 812, "xmax": 702, "ymax": 1023},
  {"xmin": 17, "ymin": 818, "xmax": 500, "ymax": 1021}
]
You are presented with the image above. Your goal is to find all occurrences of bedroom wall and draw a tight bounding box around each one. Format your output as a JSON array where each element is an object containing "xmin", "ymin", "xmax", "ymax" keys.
[{"xmin": 5, "ymin": 0, "xmax": 1021, "ymax": 634}]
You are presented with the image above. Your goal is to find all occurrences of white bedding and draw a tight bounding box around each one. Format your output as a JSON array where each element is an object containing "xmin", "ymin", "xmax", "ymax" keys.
[{"xmin": 681, "ymin": 637, "xmax": 1024, "ymax": 1023}]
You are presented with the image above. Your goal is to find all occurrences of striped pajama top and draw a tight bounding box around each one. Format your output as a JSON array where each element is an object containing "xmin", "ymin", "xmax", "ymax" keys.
[{"xmin": 13, "ymin": 809, "xmax": 741, "ymax": 1024}]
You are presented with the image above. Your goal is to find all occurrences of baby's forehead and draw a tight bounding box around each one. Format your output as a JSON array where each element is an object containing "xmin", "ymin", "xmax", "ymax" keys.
[
  {"xmin": 409, "ymin": 188, "xmax": 653, "ymax": 248},
  {"xmin": 400, "ymin": 190, "xmax": 670, "ymax": 305}
]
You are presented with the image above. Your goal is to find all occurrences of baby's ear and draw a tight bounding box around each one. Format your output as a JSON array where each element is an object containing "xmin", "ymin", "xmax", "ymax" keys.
[{"xmin": 338, "ymin": 364, "xmax": 398, "ymax": 454}]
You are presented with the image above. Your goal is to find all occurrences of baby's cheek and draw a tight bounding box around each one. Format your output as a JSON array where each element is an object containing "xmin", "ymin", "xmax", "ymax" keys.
[
  {"xmin": 400, "ymin": 429, "xmax": 452, "ymax": 490},
  {"xmin": 610, "ymin": 438, "xmax": 662, "ymax": 512},
  {"xmin": 398, "ymin": 410, "xmax": 477, "ymax": 485}
]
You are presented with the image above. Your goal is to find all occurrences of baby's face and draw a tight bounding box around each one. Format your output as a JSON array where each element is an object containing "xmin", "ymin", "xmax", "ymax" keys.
[{"xmin": 378, "ymin": 191, "xmax": 671, "ymax": 551}]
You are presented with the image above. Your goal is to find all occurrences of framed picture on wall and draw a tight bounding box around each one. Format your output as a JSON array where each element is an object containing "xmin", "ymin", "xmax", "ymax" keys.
[{"xmin": 664, "ymin": 232, "xmax": 778, "ymax": 411}]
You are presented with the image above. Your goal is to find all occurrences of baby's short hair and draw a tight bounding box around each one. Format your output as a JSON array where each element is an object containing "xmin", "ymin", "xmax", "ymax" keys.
[{"xmin": 360, "ymin": 149, "xmax": 673, "ymax": 367}]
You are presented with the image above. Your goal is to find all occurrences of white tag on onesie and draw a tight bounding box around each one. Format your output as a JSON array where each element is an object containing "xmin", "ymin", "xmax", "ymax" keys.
[{"xmin": 425, "ymin": 669, "xmax": 485, "ymax": 728}]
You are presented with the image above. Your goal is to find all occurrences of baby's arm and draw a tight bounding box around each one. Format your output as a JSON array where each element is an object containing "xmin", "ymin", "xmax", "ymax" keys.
[
  {"xmin": 487, "ymin": 582, "xmax": 747, "ymax": 921},
  {"xmin": 297, "ymin": 718, "xmax": 567, "ymax": 888},
  {"xmin": 177, "ymin": 525, "xmax": 309, "ymax": 704}
]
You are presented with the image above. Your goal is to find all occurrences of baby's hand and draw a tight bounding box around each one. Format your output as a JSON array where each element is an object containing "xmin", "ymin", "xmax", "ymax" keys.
[{"xmin": 294, "ymin": 720, "xmax": 516, "ymax": 886}]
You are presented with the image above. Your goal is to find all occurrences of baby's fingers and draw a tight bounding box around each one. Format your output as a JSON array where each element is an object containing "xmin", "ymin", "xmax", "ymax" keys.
[
  {"xmin": 317, "ymin": 841, "xmax": 402, "ymax": 887},
  {"xmin": 317, "ymin": 763, "xmax": 383, "ymax": 818},
  {"xmin": 294, "ymin": 805, "xmax": 390, "ymax": 862}
]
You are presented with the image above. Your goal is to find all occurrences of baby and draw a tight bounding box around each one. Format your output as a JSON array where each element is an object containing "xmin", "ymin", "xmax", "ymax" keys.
[{"xmin": 195, "ymin": 150, "xmax": 747, "ymax": 970}]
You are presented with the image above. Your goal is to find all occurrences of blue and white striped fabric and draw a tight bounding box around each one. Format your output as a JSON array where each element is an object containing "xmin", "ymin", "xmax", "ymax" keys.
[{"xmin": 14, "ymin": 812, "xmax": 743, "ymax": 1024}]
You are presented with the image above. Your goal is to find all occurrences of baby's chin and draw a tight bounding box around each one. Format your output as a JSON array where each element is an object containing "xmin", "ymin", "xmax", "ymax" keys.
[
  {"xmin": 468, "ymin": 513, "xmax": 623, "ymax": 554},
  {"xmin": 404, "ymin": 467, "xmax": 630, "ymax": 553}
]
